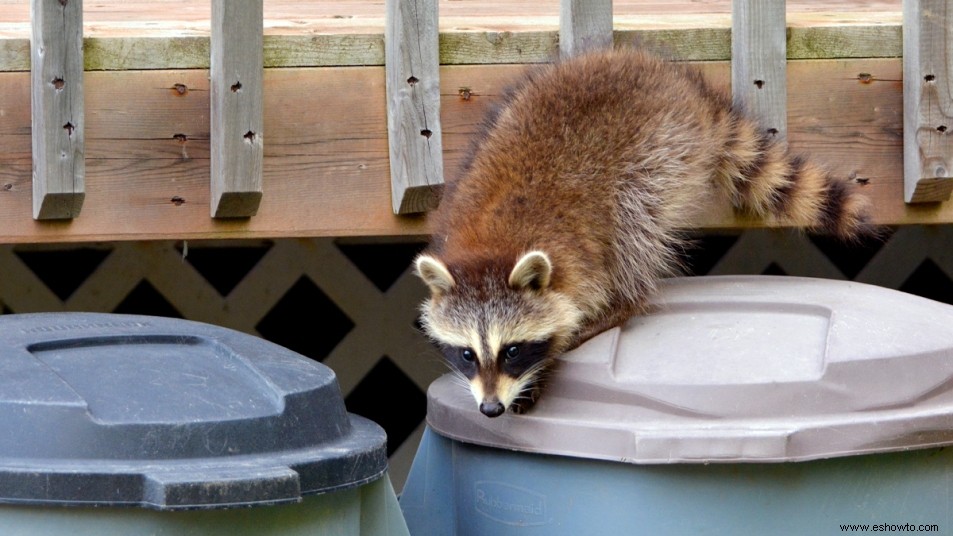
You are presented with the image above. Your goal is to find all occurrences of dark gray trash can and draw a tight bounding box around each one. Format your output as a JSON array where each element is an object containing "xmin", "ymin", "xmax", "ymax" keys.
[
  {"xmin": 0, "ymin": 313, "xmax": 409, "ymax": 535},
  {"xmin": 401, "ymin": 276, "xmax": 953, "ymax": 535}
]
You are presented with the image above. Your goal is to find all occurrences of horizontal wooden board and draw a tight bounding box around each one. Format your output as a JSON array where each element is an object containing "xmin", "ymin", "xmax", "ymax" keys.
[
  {"xmin": 0, "ymin": 59, "xmax": 951, "ymax": 243},
  {"xmin": 0, "ymin": 0, "xmax": 903, "ymax": 29},
  {"xmin": 0, "ymin": 1, "xmax": 903, "ymax": 71}
]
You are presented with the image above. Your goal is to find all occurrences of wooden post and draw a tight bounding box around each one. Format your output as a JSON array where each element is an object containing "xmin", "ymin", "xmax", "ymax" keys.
[
  {"xmin": 210, "ymin": 0, "xmax": 264, "ymax": 218},
  {"xmin": 31, "ymin": 0, "xmax": 85, "ymax": 220},
  {"xmin": 731, "ymin": 0, "xmax": 787, "ymax": 140},
  {"xmin": 903, "ymin": 0, "xmax": 953, "ymax": 203},
  {"xmin": 560, "ymin": 0, "xmax": 613, "ymax": 57},
  {"xmin": 385, "ymin": 0, "xmax": 443, "ymax": 215}
]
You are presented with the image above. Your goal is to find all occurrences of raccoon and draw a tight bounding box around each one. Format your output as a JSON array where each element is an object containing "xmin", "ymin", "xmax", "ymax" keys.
[{"xmin": 415, "ymin": 48, "xmax": 871, "ymax": 418}]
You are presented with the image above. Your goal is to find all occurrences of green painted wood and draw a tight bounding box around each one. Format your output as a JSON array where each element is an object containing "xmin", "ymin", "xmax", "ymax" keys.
[{"xmin": 0, "ymin": 23, "xmax": 905, "ymax": 72}]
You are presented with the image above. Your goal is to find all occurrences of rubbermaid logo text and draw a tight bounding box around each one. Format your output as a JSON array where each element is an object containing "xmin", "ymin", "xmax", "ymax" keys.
[
  {"xmin": 474, "ymin": 481, "xmax": 549, "ymax": 526},
  {"xmin": 20, "ymin": 321, "xmax": 152, "ymax": 334}
]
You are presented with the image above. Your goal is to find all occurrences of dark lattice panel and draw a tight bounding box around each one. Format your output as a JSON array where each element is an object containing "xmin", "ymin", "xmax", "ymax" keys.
[
  {"xmin": 337, "ymin": 240, "xmax": 428, "ymax": 292},
  {"xmin": 255, "ymin": 276, "xmax": 356, "ymax": 362},
  {"xmin": 178, "ymin": 242, "xmax": 274, "ymax": 297},
  {"xmin": 345, "ymin": 356, "xmax": 429, "ymax": 456},
  {"xmin": 113, "ymin": 280, "xmax": 184, "ymax": 318},
  {"xmin": 13, "ymin": 248, "xmax": 110, "ymax": 301},
  {"xmin": 1, "ymin": 227, "xmax": 952, "ymax": 488},
  {"xmin": 899, "ymin": 258, "xmax": 953, "ymax": 305}
]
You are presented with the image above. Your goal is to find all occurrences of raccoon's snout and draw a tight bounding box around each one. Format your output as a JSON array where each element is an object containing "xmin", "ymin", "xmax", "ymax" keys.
[{"xmin": 479, "ymin": 399, "xmax": 506, "ymax": 418}]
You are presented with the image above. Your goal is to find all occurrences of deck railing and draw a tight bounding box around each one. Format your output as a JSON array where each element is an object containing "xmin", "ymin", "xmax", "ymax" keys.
[
  {"xmin": 30, "ymin": 0, "xmax": 265, "ymax": 220},
  {"xmin": 2, "ymin": 1, "xmax": 949, "ymax": 242},
  {"xmin": 384, "ymin": 0, "xmax": 952, "ymax": 212}
]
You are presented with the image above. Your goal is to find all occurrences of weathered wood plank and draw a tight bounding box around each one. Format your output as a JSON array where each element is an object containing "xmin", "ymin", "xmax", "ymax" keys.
[
  {"xmin": 902, "ymin": 0, "xmax": 953, "ymax": 203},
  {"xmin": 31, "ymin": 0, "xmax": 85, "ymax": 219},
  {"xmin": 385, "ymin": 0, "xmax": 443, "ymax": 214},
  {"xmin": 0, "ymin": 60, "xmax": 951, "ymax": 243},
  {"xmin": 560, "ymin": 0, "xmax": 614, "ymax": 57},
  {"xmin": 732, "ymin": 0, "xmax": 788, "ymax": 140},
  {"xmin": 210, "ymin": 0, "xmax": 264, "ymax": 218},
  {"xmin": 0, "ymin": 14, "xmax": 905, "ymax": 72}
]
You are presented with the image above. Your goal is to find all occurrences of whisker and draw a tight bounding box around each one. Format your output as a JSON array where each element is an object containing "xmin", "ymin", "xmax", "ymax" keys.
[
  {"xmin": 448, "ymin": 374, "xmax": 471, "ymax": 391},
  {"xmin": 519, "ymin": 361, "xmax": 551, "ymax": 384}
]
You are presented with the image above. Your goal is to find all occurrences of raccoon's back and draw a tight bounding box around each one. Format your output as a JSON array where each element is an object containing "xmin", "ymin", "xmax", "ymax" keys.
[{"xmin": 431, "ymin": 49, "xmax": 728, "ymax": 267}]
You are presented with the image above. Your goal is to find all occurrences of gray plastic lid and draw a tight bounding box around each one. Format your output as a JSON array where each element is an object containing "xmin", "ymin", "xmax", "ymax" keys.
[
  {"xmin": 0, "ymin": 313, "xmax": 386, "ymax": 510},
  {"xmin": 427, "ymin": 276, "xmax": 953, "ymax": 463}
]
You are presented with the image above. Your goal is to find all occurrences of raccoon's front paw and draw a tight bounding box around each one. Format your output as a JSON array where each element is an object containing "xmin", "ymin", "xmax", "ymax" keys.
[{"xmin": 509, "ymin": 383, "xmax": 542, "ymax": 415}]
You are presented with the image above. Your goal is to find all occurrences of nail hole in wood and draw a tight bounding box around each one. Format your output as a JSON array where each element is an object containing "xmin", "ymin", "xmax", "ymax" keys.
[
  {"xmin": 938, "ymin": 125, "xmax": 948, "ymax": 133},
  {"xmin": 244, "ymin": 131, "xmax": 256, "ymax": 142},
  {"xmin": 63, "ymin": 122, "xmax": 74, "ymax": 136},
  {"xmin": 857, "ymin": 73, "xmax": 873, "ymax": 84},
  {"xmin": 173, "ymin": 133, "xmax": 188, "ymax": 142},
  {"xmin": 2, "ymin": 184, "xmax": 12, "ymax": 191},
  {"xmin": 459, "ymin": 87, "xmax": 472, "ymax": 100},
  {"xmin": 172, "ymin": 83, "xmax": 189, "ymax": 96},
  {"xmin": 51, "ymin": 78, "xmax": 65, "ymax": 90},
  {"xmin": 767, "ymin": 128, "xmax": 779, "ymax": 136},
  {"xmin": 407, "ymin": 76, "xmax": 419, "ymax": 86},
  {"xmin": 754, "ymin": 80, "xmax": 765, "ymax": 89},
  {"xmin": 171, "ymin": 196, "xmax": 186, "ymax": 206},
  {"xmin": 420, "ymin": 129, "xmax": 433, "ymax": 139},
  {"xmin": 925, "ymin": 74, "xmax": 936, "ymax": 82},
  {"xmin": 231, "ymin": 81, "xmax": 242, "ymax": 92}
]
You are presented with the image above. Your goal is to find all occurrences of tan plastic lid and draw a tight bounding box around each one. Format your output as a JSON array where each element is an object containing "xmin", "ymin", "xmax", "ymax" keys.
[{"xmin": 426, "ymin": 276, "xmax": 953, "ymax": 463}]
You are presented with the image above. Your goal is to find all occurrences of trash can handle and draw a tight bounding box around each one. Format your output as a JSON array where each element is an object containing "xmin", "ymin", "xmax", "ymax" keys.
[{"xmin": 144, "ymin": 466, "xmax": 301, "ymax": 510}]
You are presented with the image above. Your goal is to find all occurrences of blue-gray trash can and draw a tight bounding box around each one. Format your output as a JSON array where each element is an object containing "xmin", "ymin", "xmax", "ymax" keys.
[
  {"xmin": 0, "ymin": 313, "xmax": 409, "ymax": 535},
  {"xmin": 401, "ymin": 276, "xmax": 953, "ymax": 535}
]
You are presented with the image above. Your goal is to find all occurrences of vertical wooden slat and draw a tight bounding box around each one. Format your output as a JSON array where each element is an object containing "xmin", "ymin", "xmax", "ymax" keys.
[
  {"xmin": 385, "ymin": 0, "xmax": 443, "ymax": 215},
  {"xmin": 560, "ymin": 0, "xmax": 613, "ymax": 58},
  {"xmin": 31, "ymin": 0, "xmax": 84, "ymax": 220},
  {"xmin": 732, "ymin": 0, "xmax": 787, "ymax": 140},
  {"xmin": 903, "ymin": 0, "xmax": 953, "ymax": 203},
  {"xmin": 210, "ymin": 0, "xmax": 264, "ymax": 218}
]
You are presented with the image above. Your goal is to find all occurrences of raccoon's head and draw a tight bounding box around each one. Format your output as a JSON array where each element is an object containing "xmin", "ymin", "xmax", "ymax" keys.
[{"xmin": 415, "ymin": 250, "xmax": 583, "ymax": 417}]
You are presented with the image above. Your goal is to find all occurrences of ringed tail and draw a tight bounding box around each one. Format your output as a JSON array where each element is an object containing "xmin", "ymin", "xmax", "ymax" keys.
[{"xmin": 717, "ymin": 120, "xmax": 873, "ymax": 242}]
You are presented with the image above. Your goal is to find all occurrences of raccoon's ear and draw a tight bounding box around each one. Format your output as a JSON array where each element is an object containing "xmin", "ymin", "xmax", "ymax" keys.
[
  {"xmin": 415, "ymin": 254, "xmax": 456, "ymax": 296},
  {"xmin": 509, "ymin": 251, "xmax": 552, "ymax": 291}
]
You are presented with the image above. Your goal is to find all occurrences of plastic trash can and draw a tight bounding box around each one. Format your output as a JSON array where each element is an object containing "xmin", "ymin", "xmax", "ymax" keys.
[
  {"xmin": 401, "ymin": 276, "xmax": 953, "ymax": 535},
  {"xmin": 0, "ymin": 313, "xmax": 409, "ymax": 536}
]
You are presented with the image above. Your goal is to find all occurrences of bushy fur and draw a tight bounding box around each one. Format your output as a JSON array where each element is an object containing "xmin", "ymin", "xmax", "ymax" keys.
[{"xmin": 416, "ymin": 48, "xmax": 871, "ymax": 417}]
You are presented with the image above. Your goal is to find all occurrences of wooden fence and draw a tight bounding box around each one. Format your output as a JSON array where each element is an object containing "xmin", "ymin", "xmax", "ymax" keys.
[
  {"xmin": 385, "ymin": 0, "xmax": 952, "ymax": 211},
  {"xmin": 1, "ymin": 1, "xmax": 951, "ymax": 242},
  {"xmin": 30, "ymin": 0, "xmax": 264, "ymax": 220}
]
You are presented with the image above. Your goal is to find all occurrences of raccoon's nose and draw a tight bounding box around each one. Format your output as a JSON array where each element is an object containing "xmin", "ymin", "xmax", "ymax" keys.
[{"xmin": 479, "ymin": 400, "xmax": 505, "ymax": 418}]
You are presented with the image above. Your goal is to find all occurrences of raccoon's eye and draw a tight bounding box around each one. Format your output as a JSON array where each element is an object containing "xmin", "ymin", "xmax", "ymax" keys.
[
  {"xmin": 461, "ymin": 348, "xmax": 476, "ymax": 362},
  {"xmin": 504, "ymin": 345, "xmax": 520, "ymax": 360}
]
